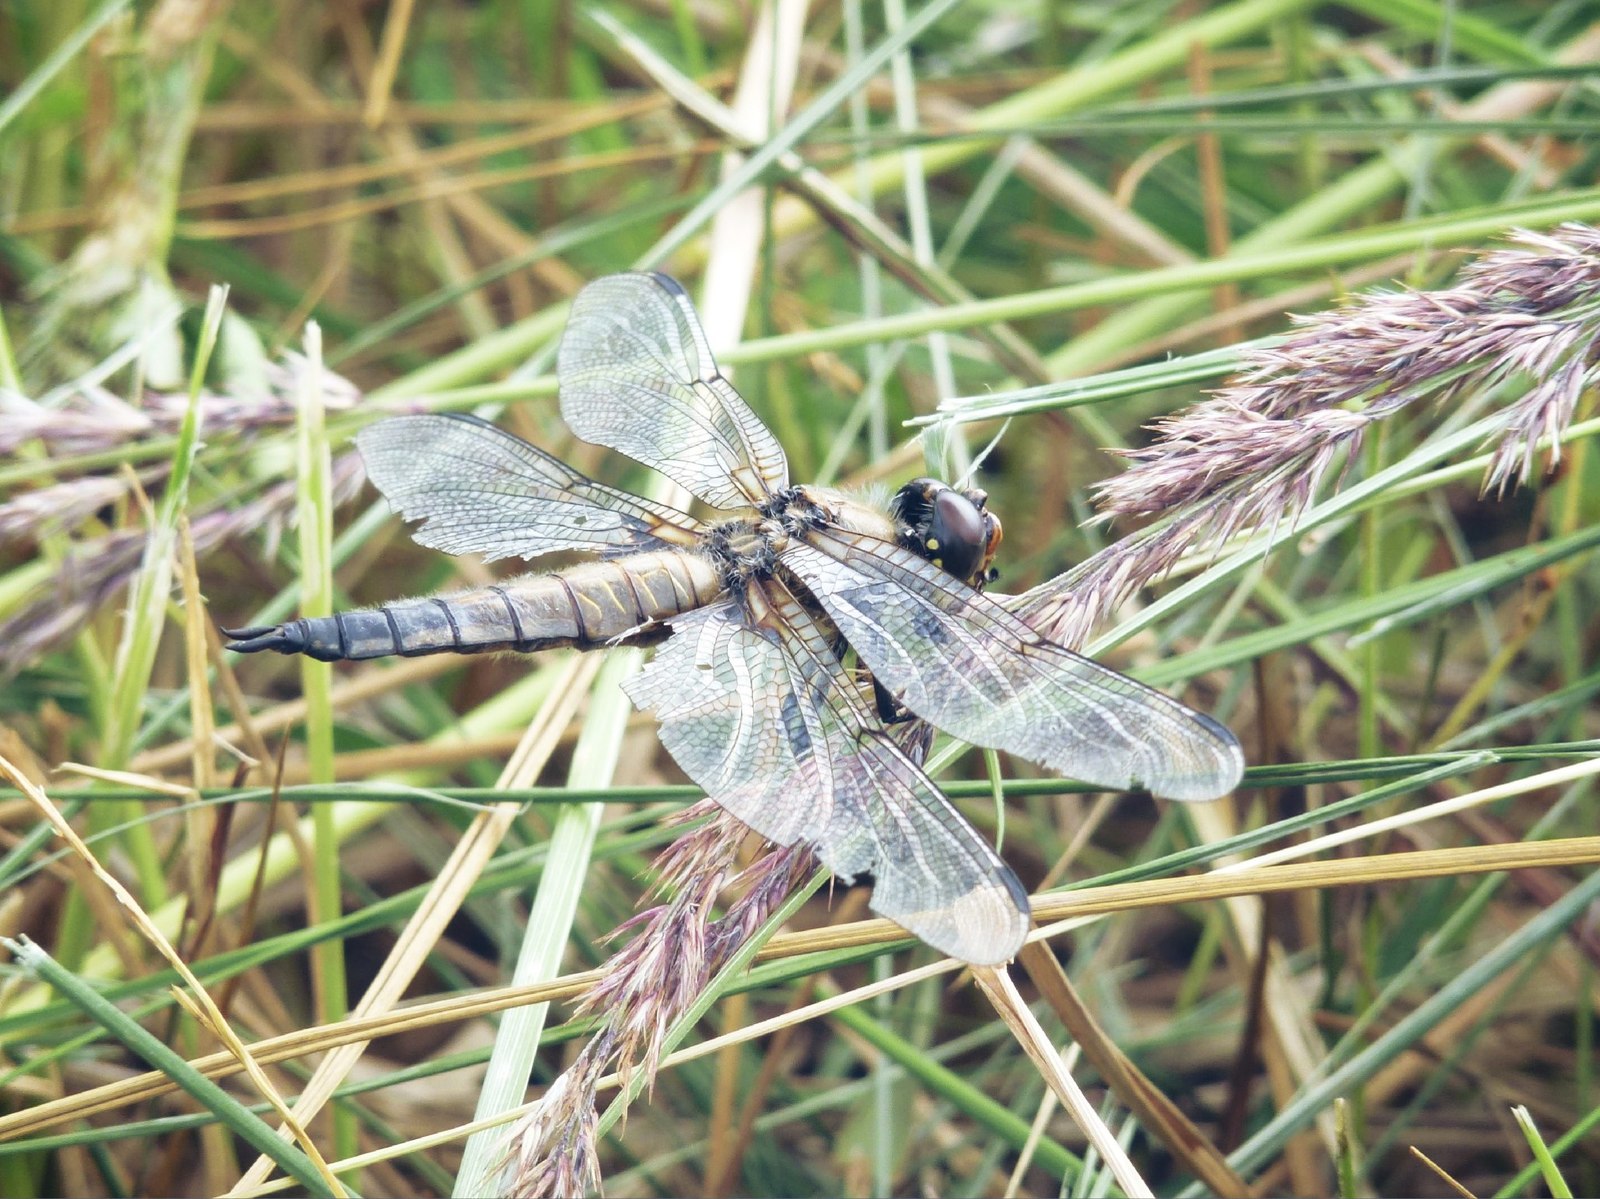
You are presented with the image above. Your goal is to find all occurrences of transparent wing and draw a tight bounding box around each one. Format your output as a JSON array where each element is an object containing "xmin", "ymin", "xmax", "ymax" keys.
[
  {"xmin": 623, "ymin": 587, "xmax": 1029, "ymax": 965},
  {"xmin": 557, "ymin": 272, "xmax": 788, "ymax": 509},
  {"xmin": 354, "ymin": 413, "xmax": 703, "ymax": 563},
  {"xmin": 782, "ymin": 534, "xmax": 1245, "ymax": 801}
]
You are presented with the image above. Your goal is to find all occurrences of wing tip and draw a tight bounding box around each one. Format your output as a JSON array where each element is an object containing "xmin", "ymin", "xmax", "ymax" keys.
[
  {"xmin": 1145, "ymin": 714, "xmax": 1247, "ymax": 802},
  {"xmin": 1192, "ymin": 710, "xmax": 1238, "ymax": 747},
  {"xmin": 639, "ymin": 270, "xmax": 688, "ymax": 299},
  {"xmin": 576, "ymin": 270, "xmax": 688, "ymax": 304},
  {"xmin": 888, "ymin": 877, "xmax": 1032, "ymax": 967}
]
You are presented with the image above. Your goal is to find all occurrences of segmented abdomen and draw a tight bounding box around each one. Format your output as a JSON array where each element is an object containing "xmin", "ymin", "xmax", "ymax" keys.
[{"xmin": 224, "ymin": 551, "xmax": 723, "ymax": 662}]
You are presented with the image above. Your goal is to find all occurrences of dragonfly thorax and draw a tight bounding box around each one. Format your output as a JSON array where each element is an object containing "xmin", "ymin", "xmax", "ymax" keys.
[
  {"xmin": 708, "ymin": 485, "xmax": 846, "ymax": 596},
  {"xmin": 756, "ymin": 484, "xmax": 829, "ymax": 534},
  {"xmin": 704, "ymin": 518, "xmax": 783, "ymax": 593}
]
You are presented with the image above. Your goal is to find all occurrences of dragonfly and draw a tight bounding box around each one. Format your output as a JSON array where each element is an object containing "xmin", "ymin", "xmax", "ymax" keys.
[{"xmin": 226, "ymin": 272, "xmax": 1244, "ymax": 965}]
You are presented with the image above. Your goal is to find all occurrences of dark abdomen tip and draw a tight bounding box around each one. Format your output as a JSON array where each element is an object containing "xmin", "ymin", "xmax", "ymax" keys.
[{"xmin": 223, "ymin": 622, "xmax": 311, "ymax": 657}]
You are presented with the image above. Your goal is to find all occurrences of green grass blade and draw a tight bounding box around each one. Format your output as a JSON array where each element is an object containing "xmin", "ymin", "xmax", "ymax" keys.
[{"xmin": 2, "ymin": 936, "xmax": 338, "ymax": 1199}]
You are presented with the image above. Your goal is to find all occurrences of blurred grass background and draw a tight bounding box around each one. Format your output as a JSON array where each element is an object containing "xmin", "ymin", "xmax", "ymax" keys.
[{"xmin": 2, "ymin": 0, "xmax": 1600, "ymax": 1196}]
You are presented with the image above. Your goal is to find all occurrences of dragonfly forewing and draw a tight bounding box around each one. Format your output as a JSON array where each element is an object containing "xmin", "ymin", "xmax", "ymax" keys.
[
  {"xmin": 557, "ymin": 272, "xmax": 788, "ymax": 509},
  {"xmin": 781, "ymin": 534, "xmax": 1244, "ymax": 802}
]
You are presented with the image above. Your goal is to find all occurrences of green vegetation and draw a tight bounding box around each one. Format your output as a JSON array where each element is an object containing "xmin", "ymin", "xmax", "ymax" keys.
[{"xmin": 2, "ymin": 2, "xmax": 1598, "ymax": 1196}]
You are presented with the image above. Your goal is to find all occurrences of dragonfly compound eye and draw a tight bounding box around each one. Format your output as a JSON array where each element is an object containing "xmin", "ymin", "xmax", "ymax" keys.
[{"xmin": 927, "ymin": 485, "xmax": 993, "ymax": 585}]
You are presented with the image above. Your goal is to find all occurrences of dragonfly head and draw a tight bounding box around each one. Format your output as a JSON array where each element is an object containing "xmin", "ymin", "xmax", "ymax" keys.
[{"xmin": 892, "ymin": 478, "xmax": 1003, "ymax": 588}]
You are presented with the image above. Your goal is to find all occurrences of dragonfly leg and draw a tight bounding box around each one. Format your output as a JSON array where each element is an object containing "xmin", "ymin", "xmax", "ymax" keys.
[{"xmin": 871, "ymin": 676, "xmax": 917, "ymax": 726}]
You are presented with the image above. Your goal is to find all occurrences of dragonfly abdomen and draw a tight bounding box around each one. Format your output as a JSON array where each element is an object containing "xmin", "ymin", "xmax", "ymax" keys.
[{"xmin": 225, "ymin": 550, "xmax": 723, "ymax": 662}]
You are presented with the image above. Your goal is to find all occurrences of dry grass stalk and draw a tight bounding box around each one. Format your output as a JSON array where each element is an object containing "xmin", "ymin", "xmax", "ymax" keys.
[{"xmin": 0, "ymin": 754, "xmax": 344, "ymax": 1192}]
